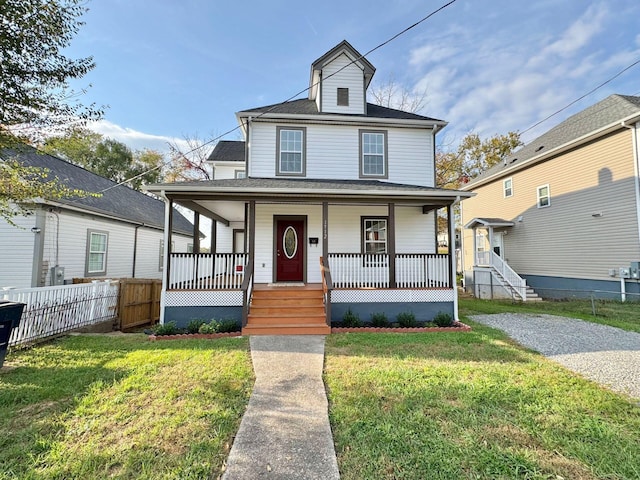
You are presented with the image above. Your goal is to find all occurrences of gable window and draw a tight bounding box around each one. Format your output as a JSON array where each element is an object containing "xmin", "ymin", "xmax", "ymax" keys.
[
  {"xmin": 504, "ymin": 178, "xmax": 513, "ymax": 197},
  {"xmin": 86, "ymin": 230, "xmax": 108, "ymax": 276},
  {"xmin": 537, "ymin": 184, "xmax": 550, "ymax": 208},
  {"xmin": 362, "ymin": 217, "xmax": 388, "ymax": 254},
  {"xmin": 337, "ymin": 87, "xmax": 349, "ymax": 106},
  {"xmin": 359, "ymin": 130, "xmax": 388, "ymax": 178},
  {"xmin": 276, "ymin": 126, "xmax": 306, "ymax": 176},
  {"xmin": 234, "ymin": 169, "xmax": 246, "ymax": 179}
]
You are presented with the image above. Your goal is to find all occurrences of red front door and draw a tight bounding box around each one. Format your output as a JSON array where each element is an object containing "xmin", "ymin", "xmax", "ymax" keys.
[{"xmin": 276, "ymin": 219, "xmax": 304, "ymax": 282}]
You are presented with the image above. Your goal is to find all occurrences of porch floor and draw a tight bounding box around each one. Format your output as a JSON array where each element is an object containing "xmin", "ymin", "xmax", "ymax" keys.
[{"xmin": 244, "ymin": 284, "xmax": 330, "ymax": 335}]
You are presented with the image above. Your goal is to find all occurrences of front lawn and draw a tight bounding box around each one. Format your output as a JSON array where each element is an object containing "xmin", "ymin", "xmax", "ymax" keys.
[
  {"xmin": 460, "ymin": 296, "xmax": 640, "ymax": 333},
  {"xmin": 0, "ymin": 334, "xmax": 253, "ymax": 480},
  {"xmin": 325, "ymin": 329, "xmax": 640, "ymax": 479}
]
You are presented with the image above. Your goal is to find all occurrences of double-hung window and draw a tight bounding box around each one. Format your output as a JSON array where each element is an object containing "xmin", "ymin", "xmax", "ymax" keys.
[
  {"xmin": 276, "ymin": 126, "xmax": 306, "ymax": 176},
  {"xmin": 504, "ymin": 178, "xmax": 513, "ymax": 197},
  {"xmin": 359, "ymin": 130, "xmax": 388, "ymax": 178},
  {"xmin": 86, "ymin": 230, "xmax": 108, "ymax": 276},
  {"xmin": 362, "ymin": 218, "xmax": 388, "ymax": 254},
  {"xmin": 537, "ymin": 184, "xmax": 550, "ymax": 208}
]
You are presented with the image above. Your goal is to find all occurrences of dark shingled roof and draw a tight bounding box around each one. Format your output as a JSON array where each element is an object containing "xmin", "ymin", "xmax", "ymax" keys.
[
  {"xmin": 2, "ymin": 145, "xmax": 194, "ymax": 235},
  {"xmin": 469, "ymin": 94, "xmax": 640, "ymax": 186},
  {"xmin": 207, "ymin": 140, "xmax": 245, "ymax": 162},
  {"xmin": 238, "ymin": 98, "xmax": 444, "ymax": 123},
  {"xmin": 149, "ymin": 176, "xmax": 469, "ymax": 196}
]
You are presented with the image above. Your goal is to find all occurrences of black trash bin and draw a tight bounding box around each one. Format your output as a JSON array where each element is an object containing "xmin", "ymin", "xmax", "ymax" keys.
[{"xmin": 0, "ymin": 300, "xmax": 25, "ymax": 368}]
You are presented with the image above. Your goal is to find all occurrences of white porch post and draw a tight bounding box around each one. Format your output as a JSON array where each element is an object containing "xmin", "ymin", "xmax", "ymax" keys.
[
  {"xmin": 472, "ymin": 227, "xmax": 478, "ymax": 266},
  {"xmin": 159, "ymin": 193, "xmax": 172, "ymax": 324},
  {"xmin": 449, "ymin": 204, "xmax": 459, "ymax": 321}
]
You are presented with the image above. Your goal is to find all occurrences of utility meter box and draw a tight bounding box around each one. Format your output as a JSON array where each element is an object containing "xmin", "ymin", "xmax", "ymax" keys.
[
  {"xmin": 631, "ymin": 261, "xmax": 640, "ymax": 279},
  {"xmin": 50, "ymin": 266, "xmax": 65, "ymax": 286},
  {"xmin": 619, "ymin": 267, "xmax": 631, "ymax": 279}
]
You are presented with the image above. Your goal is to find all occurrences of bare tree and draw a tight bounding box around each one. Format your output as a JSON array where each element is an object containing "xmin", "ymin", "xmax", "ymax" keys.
[
  {"xmin": 166, "ymin": 134, "xmax": 214, "ymax": 182},
  {"xmin": 368, "ymin": 75, "xmax": 428, "ymax": 114}
]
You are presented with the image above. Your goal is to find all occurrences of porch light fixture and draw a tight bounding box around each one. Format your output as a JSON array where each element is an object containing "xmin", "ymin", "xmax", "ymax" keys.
[{"xmin": 31, "ymin": 227, "xmax": 41, "ymax": 234}]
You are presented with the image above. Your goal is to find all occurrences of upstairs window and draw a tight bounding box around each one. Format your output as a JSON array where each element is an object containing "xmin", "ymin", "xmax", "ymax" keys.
[
  {"xmin": 86, "ymin": 230, "xmax": 108, "ymax": 276},
  {"xmin": 537, "ymin": 184, "xmax": 550, "ymax": 208},
  {"xmin": 504, "ymin": 178, "xmax": 513, "ymax": 197},
  {"xmin": 276, "ymin": 127, "xmax": 306, "ymax": 176},
  {"xmin": 234, "ymin": 170, "xmax": 246, "ymax": 179},
  {"xmin": 337, "ymin": 87, "xmax": 349, "ymax": 106},
  {"xmin": 359, "ymin": 130, "xmax": 388, "ymax": 178}
]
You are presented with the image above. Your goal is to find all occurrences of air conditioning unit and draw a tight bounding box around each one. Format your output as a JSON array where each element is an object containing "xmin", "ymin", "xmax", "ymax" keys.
[{"xmin": 50, "ymin": 266, "xmax": 65, "ymax": 285}]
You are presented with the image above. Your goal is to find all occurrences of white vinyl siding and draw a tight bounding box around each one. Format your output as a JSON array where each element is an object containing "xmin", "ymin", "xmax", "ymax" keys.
[
  {"xmin": 320, "ymin": 53, "xmax": 365, "ymax": 114},
  {"xmin": 461, "ymin": 129, "xmax": 640, "ymax": 282},
  {"xmin": 0, "ymin": 214, "xmax": 36, "ymax": 288},
  {"xmin": 212, "ymin": 162, "xmax": 246, "ymax": 180},
  {"xmin": 248, "ymin": 122, "xmax": 435, "ymax": 187}
]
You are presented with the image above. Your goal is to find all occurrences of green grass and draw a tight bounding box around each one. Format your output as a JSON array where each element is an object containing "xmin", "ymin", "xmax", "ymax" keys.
[
  {"xmin": 460, "ymin": 296, "xmax": 640, "ymax": 333},
  {"xmin": 0, "ymin": 334, "xmax": 253, "ymax": 480},
  {"xmin": 325, "ymin": 329, "xmax": 640, "ymax": 480}
]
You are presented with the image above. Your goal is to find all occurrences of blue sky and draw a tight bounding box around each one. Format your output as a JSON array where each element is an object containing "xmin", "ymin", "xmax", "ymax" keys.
[{"xmin": 66, "ymin": 0, "xmax": 640, "ymax": 155}]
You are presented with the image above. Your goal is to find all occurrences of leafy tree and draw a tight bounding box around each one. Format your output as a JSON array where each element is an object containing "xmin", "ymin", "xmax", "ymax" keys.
[
  {"xmin": 0, "ymin": 0, "xmax": 102, "ymax": 147},
  {"xmin": 436, "ymin": 131, "xmax": 523, "ymax": 189},
  {"xmin": 43, "ymin": 129, "xmax": 166, "ymax": 190},
  {"xmin": 167, "ymin": 134, "xmax": 214, "ymax": 181},
  {"xmin": 0, "ymin": 0, "xmax": 102, "ymax": 225}
]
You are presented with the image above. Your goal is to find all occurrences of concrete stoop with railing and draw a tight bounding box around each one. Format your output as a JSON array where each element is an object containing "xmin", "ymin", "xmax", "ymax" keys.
[{"xmin": 473, "ymin": 251, "xmax": 541, "ymax": 302}]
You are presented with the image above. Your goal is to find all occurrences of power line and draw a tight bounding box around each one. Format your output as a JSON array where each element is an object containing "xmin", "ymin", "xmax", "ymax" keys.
[
  {"xmin": 521, "ymin": 57, "xmax": 640, "ymax": 136},
  {"xmin": 97, "ymin": 0, "xmax": 458, "ymax": 194}
]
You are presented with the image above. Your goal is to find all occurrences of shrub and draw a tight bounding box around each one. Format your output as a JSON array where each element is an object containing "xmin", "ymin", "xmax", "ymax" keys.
[
  {"xmin": 342, "ymin": 308, "xmax": 362, "ymax": 328},
  {"xmin": 217, "ymin": 319, "xmax": 239, "ymax": 333},
  {"xmin": 433, "ymin": 311, "xmax": 453, "ymax": 327},
  {"xmin": 153, "ymin": 321, "xmax": 180, "ymax": 336},
  {"xmin": 397, "ymin": 311, "xmax": 417, "ymax": 328},
  {"xmin": 370, "ymin": 312, "xmax": 389, "ymax": 328},
  {"xmin": 198, "ymin": 321, "xmax": 218, "ymax": 334},
  {"xmin": 186, "ymin": 319, "xmax": 206, "ymax": 334}
]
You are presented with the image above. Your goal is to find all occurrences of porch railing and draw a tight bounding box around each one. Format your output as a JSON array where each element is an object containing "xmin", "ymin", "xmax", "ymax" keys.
[
  {"xmin": 328, "ymin": 253, "xmax": 450, "ymax": 289},
  {"xmin": 319, "ymin": 257, "xmax": 333, "ymax": 326},
  {"xmin": 169, "ymin": 253, "xmax": 247, "ymax": 290},
  {"xmin": 241, "ymin": 261, "xmax": 254, "ymax": 328},
  {"xmin": 490, "ymin": 251, "xmax": 527, "ymax": 300}
]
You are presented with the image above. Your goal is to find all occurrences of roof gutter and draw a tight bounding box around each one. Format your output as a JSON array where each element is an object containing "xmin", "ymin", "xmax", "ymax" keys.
[{"xmin": 463, "ymin": 110, "xmax": 640, "ymax": 191}]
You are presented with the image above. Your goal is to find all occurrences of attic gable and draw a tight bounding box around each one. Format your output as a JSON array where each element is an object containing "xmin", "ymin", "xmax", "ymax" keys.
[{"xmin": 308, "ymin": 40, "xmax": 375, "ymax": 115}]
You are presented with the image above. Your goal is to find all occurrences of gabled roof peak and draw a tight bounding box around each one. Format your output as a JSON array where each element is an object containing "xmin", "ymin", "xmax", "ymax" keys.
[{"xmin": 308, "ymin": 40, "xmax": 376, "ymax": 100}]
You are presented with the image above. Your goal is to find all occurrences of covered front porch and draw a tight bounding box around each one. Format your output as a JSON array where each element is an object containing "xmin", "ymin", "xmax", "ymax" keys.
[{"xmin": 151, "ymin": 178, "xmax": 471, "ymax": 333}]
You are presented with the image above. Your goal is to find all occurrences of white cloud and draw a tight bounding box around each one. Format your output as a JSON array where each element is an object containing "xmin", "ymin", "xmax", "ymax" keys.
[{"xmin": 87, "ymin": 120, "xmax": 189, "ymax": 153}]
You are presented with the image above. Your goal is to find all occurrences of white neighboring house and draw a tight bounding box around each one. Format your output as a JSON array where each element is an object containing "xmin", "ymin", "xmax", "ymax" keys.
[
  {"xmin": 1, "ymin": 146, "xmax": 196, "ymax": 288},
  {"xmin": 146, "ymin": 40, "xmax": 472, "ymax": 334}
]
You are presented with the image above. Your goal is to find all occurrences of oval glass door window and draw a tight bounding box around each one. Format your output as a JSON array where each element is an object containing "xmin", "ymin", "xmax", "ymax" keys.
[{"xmin": 283, "ymin": 226, "xmax": 298, "ymax": 259}]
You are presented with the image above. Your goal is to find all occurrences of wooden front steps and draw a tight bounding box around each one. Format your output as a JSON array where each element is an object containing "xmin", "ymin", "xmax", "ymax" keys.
[{"xmin": 243, "ymin": 284, "xmax": 330, "ymax": 335}]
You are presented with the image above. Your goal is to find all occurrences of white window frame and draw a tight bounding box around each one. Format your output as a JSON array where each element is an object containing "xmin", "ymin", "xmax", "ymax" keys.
[
  {"xmin": 537, "ymin": 184, "xmax": 551, "ymax": 208},
  {"xmin": 359, "ymin": 130, "xmax": 388, "ymax": 178},
  {"xmin": 362, "ymin": 217, "xmax": 388, "ymax": 254},
  {"xmin": 503, "ymin": 177, "xmax": 513, "ymax": 198},
  {"xmin": 85, "ymin": 230, "xmax": 108, "ymax": 276},
  {"xmin": 234, "ymin": 169, "xmax": 246, "ymax": 179},
  {"xmin": 276, "ymin": 126, "xmax": 306, "ymax": 176}
]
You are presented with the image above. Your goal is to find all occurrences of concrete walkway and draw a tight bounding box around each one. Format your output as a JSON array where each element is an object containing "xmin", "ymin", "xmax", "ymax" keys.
[{"xmin": 222, "ymin": 335, "xmax": 340, "ymax": 479}]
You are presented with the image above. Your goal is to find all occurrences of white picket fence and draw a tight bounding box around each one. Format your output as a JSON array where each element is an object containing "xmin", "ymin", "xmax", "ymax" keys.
[{"xmin": 1, "ymin": 281, "xmax": 119, "ymax": 347}]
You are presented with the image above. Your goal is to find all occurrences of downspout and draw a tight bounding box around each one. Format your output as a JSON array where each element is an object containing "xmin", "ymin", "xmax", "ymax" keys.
[
  {"xmin": 450, "ymin": 195, "xmax": 461, "ymax": 321},
  {"xmin": 621, "ymin": 120, "xmax": 640, "ymax": 250},
  {"xmin": 132, "ymin": 224, "xmax": 143, "ymax": 277}
]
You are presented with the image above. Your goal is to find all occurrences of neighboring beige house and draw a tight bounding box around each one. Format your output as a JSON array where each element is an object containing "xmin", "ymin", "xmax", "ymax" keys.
[{"xmin": 460, "ymin": 94, "xmax": 640, "ymax": 301}]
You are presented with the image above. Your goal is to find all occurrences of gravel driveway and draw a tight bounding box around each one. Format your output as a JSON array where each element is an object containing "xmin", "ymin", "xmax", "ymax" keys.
[{"xmin": 470, "ymin": 313, "xmax": 640, "ymax": 400}]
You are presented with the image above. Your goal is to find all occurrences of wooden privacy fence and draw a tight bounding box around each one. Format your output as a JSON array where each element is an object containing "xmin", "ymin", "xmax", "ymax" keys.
[
  {"xmin": 118, "ymin": 279, "xmax": 161, "ymax": 330},
  {"xmin": 74, "ymin": 278, "xmax": 162, "ymax": 330}
]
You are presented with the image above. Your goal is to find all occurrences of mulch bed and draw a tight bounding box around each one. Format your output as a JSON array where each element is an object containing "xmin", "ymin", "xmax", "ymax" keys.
[
  {"xmin": 148, "ymin": 332, "xmax": 242, "ymax": 341},
  {"xmin": 331, "ymin": 321, "xmax": 471, "ymax": 333}
]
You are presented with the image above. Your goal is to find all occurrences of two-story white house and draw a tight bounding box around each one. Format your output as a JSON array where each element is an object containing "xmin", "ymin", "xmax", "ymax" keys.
[{"xmin": 146, "ymin": 40, "xmax": 472, "ymax": 334}]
